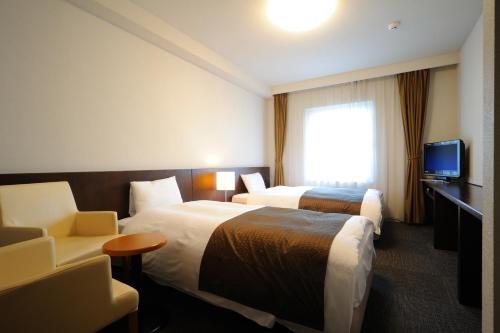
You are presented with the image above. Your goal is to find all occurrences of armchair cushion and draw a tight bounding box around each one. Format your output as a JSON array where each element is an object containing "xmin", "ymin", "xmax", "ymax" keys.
[
  {"xmin": 55, "ymin": 234, "xmax": 122, "ymax": 266},
  {"xmin": 75, "ymin": 211, "xmax": 118, "ymax": 236}
]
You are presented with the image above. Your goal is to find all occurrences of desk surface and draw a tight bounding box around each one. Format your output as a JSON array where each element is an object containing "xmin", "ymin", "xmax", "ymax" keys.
[{"xmin": 423, "ymin": 180, "xmax": 483, "ymax": 218}]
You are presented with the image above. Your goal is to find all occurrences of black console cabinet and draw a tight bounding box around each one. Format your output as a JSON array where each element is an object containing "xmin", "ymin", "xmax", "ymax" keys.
[{"xmin": 422, "ymin": 180, "xmax": 482, "ymax": 307}]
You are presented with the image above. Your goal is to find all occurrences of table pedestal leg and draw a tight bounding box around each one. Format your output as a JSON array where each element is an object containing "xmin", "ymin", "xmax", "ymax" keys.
[
  {"xmin": 121, "ymin": 254, "xmax": 167, "ymax": 333},
  {"xmin": 122, "ymin": 254, "xmax": 142, "ymax": 288}
]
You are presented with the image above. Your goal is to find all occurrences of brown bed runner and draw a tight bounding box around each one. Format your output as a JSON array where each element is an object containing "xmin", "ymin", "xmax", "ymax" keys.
[
  {"xmin": 198, "ymin": 206, "xmax": 351, "ymax": 330},
  {"xmin": 299, "ymin": 187, "xmax": 367, "ymax": 214}
]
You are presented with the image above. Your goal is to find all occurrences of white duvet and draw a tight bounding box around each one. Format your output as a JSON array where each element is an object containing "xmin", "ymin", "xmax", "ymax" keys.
[
  {"xmin": 122, "ymin": 200, "xmax": 375, "ymax": 333},
  {"xmin": 233, "ymin": 186, "xmax": 383, "ymax": 235}
]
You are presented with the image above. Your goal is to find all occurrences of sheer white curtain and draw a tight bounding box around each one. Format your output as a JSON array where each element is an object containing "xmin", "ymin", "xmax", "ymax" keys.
[
  {"xmin": 283, "ymin": 76, "xmax": 405, "ymax": 220},
  {"xmin": 304, "ymin": 101, "xmax": 376, "ymax": 186}
]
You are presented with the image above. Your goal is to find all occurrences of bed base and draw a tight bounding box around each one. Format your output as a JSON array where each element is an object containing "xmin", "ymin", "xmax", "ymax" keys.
[
  {"xmin": 144, "ymin": 264, "xmax": 374, "ymax": 333},
  {"xmin": 350, "ymin": 266, "xmax": 374, "ymax": 333}
]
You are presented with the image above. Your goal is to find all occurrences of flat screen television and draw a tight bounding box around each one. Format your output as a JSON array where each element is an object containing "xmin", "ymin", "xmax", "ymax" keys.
[{"xmin": 423, "ymin": 139, "xmax": 465, "ymax": 180}]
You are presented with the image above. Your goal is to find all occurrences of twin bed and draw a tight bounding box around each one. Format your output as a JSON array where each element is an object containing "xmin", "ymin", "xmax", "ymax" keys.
[
  {"xmin": 120, "ymin": 172, "xmax": 382, "ymax": 333},
  {"xmin": 0, "ymin": 168, "xmax": 382, "ymax": 333},
  {"xmin": 122, "ymin": 200, "xmax": 375, "ymax": 333},
  {"xmin": 233, "ymin": 172, "xmax": 384, "ymax": 236}
]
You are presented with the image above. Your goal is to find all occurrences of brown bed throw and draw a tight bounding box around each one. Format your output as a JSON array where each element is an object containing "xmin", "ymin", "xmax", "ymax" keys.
[
  {"xmin": 299, "ymin": 187, "xmax": 367, "ymax": 214},
  {"xmin": 198, "ymin": 206, "xmax": 351, "ymax": 330}
]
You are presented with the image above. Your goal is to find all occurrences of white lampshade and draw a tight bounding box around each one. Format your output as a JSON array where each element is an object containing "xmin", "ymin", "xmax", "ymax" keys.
[{"xmin": 216, "ymin": 171, "xmax": 235, "ymax": 191}]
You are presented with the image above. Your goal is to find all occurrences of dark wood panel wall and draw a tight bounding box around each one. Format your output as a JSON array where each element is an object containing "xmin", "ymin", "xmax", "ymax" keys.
[
  {"xmin": 0, "ymin": 167, "xmax": 269, "ymax": 219},
  {"xmin": 192, "ymin": 167, "xmax": 270, "ymax": 202}
]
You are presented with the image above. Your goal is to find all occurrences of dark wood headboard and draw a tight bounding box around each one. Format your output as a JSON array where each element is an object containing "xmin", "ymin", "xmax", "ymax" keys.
[
  {"xmin": 0, "ymin": 167, "xmax": 269, "ymax": 219},
  {"xmin": 0, "ymin": 170, "xmax": 193, "ymax": 219}
]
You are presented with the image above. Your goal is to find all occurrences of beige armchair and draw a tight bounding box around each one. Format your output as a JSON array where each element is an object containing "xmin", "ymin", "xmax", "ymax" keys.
[
  {"xmin": 0, "ymin": 181, "xmax": 122, "ymax": 265},
  {"xmin": 0, "ymin": 237, "xmax": 139, "ymax": 333}
]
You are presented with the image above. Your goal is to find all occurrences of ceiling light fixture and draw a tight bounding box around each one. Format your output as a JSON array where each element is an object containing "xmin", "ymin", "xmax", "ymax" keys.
[
  {"xmin": 266, "ymin": 0, "xmax": 337, "ymax": 33},
  {"xmin": 388, "ymin": 21, "xmax": 401, "ymax": 31}
]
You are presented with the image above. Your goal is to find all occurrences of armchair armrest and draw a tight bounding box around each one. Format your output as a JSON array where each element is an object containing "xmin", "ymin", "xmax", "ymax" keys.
[
  {"xmin": 0, "ymin": 237, "xmax": 56, "ymax": 288},
  {"xmin": 75, "ymin": 211, "xmax": 118, "ymax": 236},
  {"xmin": 0, "ymin": 225, "xmax": 47, "ymax": 247},
  {"xmin": 0, "ymin": 255, "xmax": 138, "ymax": 333}
]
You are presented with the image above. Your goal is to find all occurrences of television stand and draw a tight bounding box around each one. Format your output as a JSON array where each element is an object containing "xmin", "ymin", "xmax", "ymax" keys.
[
  {"xmin": 422, "ymin": 176, "xmax": 465, "ymax": 183},
  {"xmin": 422, "ymin": 180, "xmax": 482, "ymax": 307},
  {"xmin": 421, "ymin": 178, "xmax": 448, "ymax": 184}
]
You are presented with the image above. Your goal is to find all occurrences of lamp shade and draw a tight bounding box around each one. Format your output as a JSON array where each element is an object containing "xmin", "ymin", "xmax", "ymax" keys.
[{"xmin": 216, "ymin": 171, "xmax": 235, "ymax": 191}]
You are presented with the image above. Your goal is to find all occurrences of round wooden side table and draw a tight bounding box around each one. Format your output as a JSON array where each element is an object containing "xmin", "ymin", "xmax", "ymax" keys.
[
  {"xmin": 103, "ymin": 233, "xmax": 167, "ymax": 333},
  {"xmin": 102, "ymin": 233, "xmax": 167, "ymax": 287}
]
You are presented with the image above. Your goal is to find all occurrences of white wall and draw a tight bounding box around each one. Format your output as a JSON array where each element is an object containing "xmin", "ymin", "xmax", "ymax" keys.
[
  {"xmin": 0, "ymin": 0, "xmax": 266, "ymax": 173},
  {"xmin": 481, "ymin": 1, "xmax": 497, "ymax": 331},
  {"xmin": 459, "ymin": 15, "xmax": 484, "ymax": 185},
  {"xmin": 424, "ymin": 66, "xmax": 459, "ymax": 144}
]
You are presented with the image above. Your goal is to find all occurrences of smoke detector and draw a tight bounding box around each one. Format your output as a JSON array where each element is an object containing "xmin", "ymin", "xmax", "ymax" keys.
[{"xmin": 388, "ymin": 21, "xmax": 401, "ymax": 31}]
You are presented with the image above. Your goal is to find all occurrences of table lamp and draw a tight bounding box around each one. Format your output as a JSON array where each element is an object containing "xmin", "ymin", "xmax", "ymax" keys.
[{"xmin": 216, "ymin": 171, "xmax": 235, "ymax": 202}]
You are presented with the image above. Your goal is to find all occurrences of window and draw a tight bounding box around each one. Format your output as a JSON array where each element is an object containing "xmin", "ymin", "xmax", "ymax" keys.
[{"xmin": 304, "ymin": 101, "xmax": 375, "ymax": 186}]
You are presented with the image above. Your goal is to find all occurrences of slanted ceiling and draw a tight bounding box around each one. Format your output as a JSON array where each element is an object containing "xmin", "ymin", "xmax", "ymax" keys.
[{"xmin": 68, "ymin": 0, "xmax": 481, "ymax": 96}]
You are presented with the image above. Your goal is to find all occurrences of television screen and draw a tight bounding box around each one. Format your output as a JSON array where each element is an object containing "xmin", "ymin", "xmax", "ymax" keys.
[{"xmin": 423, "ymin": 140, "xmax": 464, "ymax": 178}]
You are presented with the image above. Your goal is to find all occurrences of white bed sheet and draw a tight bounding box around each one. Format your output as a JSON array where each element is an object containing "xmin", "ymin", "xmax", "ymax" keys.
[
  {"xmin": 233, "ymin": 186, "xmax": 383, "ymax": 235},
  {"xmin": 117, "ymin": 217, "xmax": 132, "ymax": 233},
  {"xmin": 122, "ymin": 200, "xmax": 375, "ymax": 333}
]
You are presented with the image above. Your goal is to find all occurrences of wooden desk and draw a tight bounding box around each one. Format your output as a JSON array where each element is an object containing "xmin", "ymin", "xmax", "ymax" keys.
[{"xmin": 422, "ymin": 180, "xmax": 482, "ymax": 307}]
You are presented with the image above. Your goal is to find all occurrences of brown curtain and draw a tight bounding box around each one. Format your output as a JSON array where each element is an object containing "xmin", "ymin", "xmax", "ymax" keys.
[
  {"xmin": 274, "ymin": 93, "xmax": 288, "ymax": 186},
  {"xmin": 397, "ymin": 69, "xmax": 430, "ymax": 224}
]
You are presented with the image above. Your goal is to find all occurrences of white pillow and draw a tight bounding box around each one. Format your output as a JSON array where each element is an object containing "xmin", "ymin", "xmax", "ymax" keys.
[
  {"xmin": 241, "ymin": 172, "xmax": 266, "ymax": 193},
  {"xmin": 129, "ymin": 176, "xmax": 183, "ymax": 215}
]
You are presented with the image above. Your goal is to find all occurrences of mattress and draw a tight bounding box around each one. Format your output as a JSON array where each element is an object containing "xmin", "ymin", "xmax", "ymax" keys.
[
  {"xmin": 232, "ymin": 186, "xmax": 383, "ymax": 235},
  {"xmin": 122, "ymin": 200, "xmax": 375, "ymax": 333},
  {"xmin": 231, "ymin": 193, "xmax": 249, "ymax": 204},
  {"xmin": 117, "ymin": 217, "xmax": 132, "ymax": 233}
]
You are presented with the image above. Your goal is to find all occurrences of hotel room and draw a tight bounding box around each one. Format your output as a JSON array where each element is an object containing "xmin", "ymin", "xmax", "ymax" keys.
[{"xmin": 0, "ymin": 0, "xmax": 497, "ymax": 332}]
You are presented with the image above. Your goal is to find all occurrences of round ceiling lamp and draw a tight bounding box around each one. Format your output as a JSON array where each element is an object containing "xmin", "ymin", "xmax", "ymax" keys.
[{"xmin": 266, "ymin": 0, "xmax": 337, "ymax": 32}]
